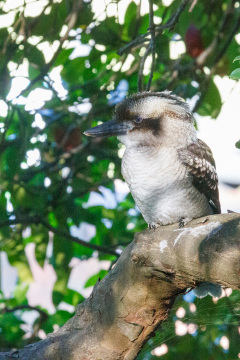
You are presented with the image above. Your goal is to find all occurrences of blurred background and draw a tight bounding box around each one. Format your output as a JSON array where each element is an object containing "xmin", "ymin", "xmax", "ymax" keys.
[{"xmin": 0, "ymin": 0, "xmax": 240, "ymax": 358}]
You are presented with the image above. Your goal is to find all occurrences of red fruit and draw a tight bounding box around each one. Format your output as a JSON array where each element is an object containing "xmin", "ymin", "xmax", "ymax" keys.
[
  {"xmin": 185, "ymin": 24, "xmax": 204, "ymax": 58},
  {"xmin": 54, "ymin": 125, "xmax": 81, "ymax": 151}
]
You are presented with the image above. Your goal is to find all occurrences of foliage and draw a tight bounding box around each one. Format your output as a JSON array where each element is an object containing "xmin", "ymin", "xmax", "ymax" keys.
[
  {"xmin": 230, "ymin": 55, "xmax": 240, "ymax": 80},
  {"xmin": 138, "ymin": 290, "xmax": 240, "ymax": 360},
  {"xmin": 0, "ymin": 0, "xmax": 239, "ymax": 357}
]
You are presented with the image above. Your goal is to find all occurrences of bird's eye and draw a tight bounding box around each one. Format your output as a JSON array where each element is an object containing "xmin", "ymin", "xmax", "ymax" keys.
[{"xmin": 134, "ymin": 116, "xmax": 143, "ymax": 124}]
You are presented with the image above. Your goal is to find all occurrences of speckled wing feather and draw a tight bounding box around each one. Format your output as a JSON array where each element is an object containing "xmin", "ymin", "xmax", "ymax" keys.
[{"xmin": 178, "ymin": 139, "xmax": 221, "ymax": 214}]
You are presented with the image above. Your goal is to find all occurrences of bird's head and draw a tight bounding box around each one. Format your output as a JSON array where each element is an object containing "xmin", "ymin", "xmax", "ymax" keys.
[{"xmin": 84, "ymin": 91, "xmax": 196, "ymax": 148}]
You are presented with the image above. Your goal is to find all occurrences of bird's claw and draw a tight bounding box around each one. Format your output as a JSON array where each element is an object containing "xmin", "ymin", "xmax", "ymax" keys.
[
  {"xmin": 148, "ymin": 222, "xmax": 162, "ymax": 230},
  {"xmin": 179, "ymin": 217, "xmax": 192, "ymax": 228},
  {"xmin": 178, "ymin": 218, "xmax": 185, "ymax": 228}
]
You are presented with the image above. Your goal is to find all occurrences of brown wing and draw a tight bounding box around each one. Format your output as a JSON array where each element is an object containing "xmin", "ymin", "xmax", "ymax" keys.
[{"xmin": 178, "ymin": 139, "xmax": 221, "ymax": 214}]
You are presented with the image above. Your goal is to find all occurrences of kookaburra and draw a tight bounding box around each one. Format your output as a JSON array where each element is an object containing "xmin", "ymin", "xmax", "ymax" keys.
[{"xmin": 84, "ymin": 91, "xmax": 221, "ymax": 297}]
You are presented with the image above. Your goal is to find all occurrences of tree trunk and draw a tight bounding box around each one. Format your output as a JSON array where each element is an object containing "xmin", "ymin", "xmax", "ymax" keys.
[{"xmin": 1, "ymin": 213, "xmax": 240, "ymax": 360}]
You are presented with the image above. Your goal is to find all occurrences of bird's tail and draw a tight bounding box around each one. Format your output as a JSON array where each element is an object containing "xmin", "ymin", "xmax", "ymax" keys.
[{"xmin": 193, "ymin": 282, "xmax": 222, "ymax": 298}]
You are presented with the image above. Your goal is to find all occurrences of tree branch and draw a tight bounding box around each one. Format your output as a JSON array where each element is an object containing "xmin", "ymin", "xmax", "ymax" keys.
[
  {"xmin": 146, "ymin": 0, "xmax": 156, "ymax": 91},
  {"xmin": 0, "ymin": 215, "xmax": 119, "ymax": 257},
  {"xmin": 1, "ymin": 305, "xmax": 48, "ymax": 321},
  {"xmin": 137, "ymin": 45, "xmax": 151, "ymax": 92},
  {"xmin": 1, "ymin": 213, "xmax": 240, "ymax": 360},
  {"xmin": 40, "ymin": 219, "xmax": 119, "ymax": 257}
]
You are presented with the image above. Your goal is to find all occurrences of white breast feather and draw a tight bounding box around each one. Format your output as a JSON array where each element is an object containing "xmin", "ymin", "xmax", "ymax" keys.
[{"xmin": 122, "ymin": 146, "xmax": 212, "ymax": 226}]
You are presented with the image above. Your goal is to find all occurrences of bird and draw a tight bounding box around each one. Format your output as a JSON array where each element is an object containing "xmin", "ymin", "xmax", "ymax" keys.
[{"xmin": 84, "ymin": 91, "xmax": 222, "ymax": 298}]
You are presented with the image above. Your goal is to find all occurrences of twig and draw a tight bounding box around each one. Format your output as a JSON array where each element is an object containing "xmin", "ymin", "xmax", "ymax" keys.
[
  {"xmin": 138, "ymin": 45, "xmax": 151, "ymax": 92},
  {"xmin": 118, "ymin": 0, "xmax": 190, "ymax": 56},
  {"xmin": 156, "ymin": 0, "xmax": 190, "ymax": 32},
  {"xmin": 189, "ymin": 0, "xmax": 198, "ymax": 12},
  {"xmin": 1, "ymin": 305, "xmax": 48, "ymax": 320},
  {"xmin": 155, "ymin": 0, "xmax": 239, "ymax": 98},
  {"xmin": 212, "ymin": 11, "xmax": 240, "ymax": 67},
  {"xmin": 192, "ymin": 75, "xmax": 211, "ymax": 114},
  {"xmin": 0, "ymin": 215, "xmax": 119, "ymax": 257},
  {"xmin": 16, "ymin": 0, "xmax": 83, "ymax": 99},
  {"xmin": 70, "ymin": 70, "xmax": 108, "ymax": 92},
  {"xmin": 0, "ymin": 216, "xmax": 41, "ymax": 228},
  {"xmin": 118, "ymin": 35, "xmax": 149, "ymax": 57},
  {"xmin": 139, "ymin": 0, "xmax": 188, "ymax": 92},
  {"xmin": 196, "ymin": 0, "xmax": 238, "ymax": 66},
  {"xmin": 146, "ymin": 0, "xmax": 156, "ymax": 91},
  {"xmin": 193, "ymin": 1, "xmax": 240, "ymax": 113},
  {"xmin": 40, "ymin": 219, "xmax": 119, "ymax": 257}
]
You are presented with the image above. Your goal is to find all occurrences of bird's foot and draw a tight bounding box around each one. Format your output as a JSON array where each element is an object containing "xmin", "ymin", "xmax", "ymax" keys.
[
  {"xmin": 148, "ymin": 222, "xmax": 163, "ymax": 230},
  {"xmin": 178, "ymin": 218, "xmax": 191, "ymax": 228},
  {"xmin": 178, "ymin": 218, "xmax": 185, "ymax": 228}
]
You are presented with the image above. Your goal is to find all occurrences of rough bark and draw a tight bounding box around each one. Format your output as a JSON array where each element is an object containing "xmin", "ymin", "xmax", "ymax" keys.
[{"xmin": 1, "ymin": 213, "xmax": 240, "ymax": 360}]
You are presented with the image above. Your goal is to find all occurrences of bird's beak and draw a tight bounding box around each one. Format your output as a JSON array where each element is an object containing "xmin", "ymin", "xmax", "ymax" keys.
[{"xmin": 84, "ymin": 119, "xmax": 134, "ymax": 137}]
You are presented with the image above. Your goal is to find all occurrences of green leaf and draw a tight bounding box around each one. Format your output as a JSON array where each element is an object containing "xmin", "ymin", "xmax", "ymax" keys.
[
  {"xmin": 54, "ymin": 48, "xmax": 73, "ymax": 67},
  {"xmin": 41, "ymin": 310, "xmax": 72, "ymax": 334},
  {"xmin": 28, "ymin": 64, "xmax": 41, "ymax": 79},
  {"xmin": 52, "ymin": 290, "xmax": 64, "ymax": 307},
  {"xmin": 52, "ymin": 233, "xmax": 73, "ymax": 306},
  {"xmin": 123, "ymin": 1, "xmax": 138, "ymax": 39},
  {"xmin": 14, "ymin": 261, "xmax": 33, "ymax": 284},
  {"xmin": 230, "ymin": 68, "xmax": 240, "ymax": 80},
  {"xmin": 14, "ymin": 283, "xmax": 29, "ymax": 304},
  {"xmin": 35, "ymin": 241, "xmax": 48, "ymax": 267},
  {"xmin": 233, "ymin": 55, "xmax": 240, "ymax": 62},
  {"xmin": 63, "ymin": 289, "xmax": 85, "ymax": 306},
  {"xmin": 84, "ymin": 270, "xmax": 108, "ymax": 288},
  {"xmin": 0, "ymin": 313, "xmax": 25, "ymax": 346},
  {"xmin": 235, "ymin": 140, "xmax": 240, "ymax": 149},
  {"xmin": 72, "ymin": 242, "xmax": 94, "ymax": 259},
  {"xmin": 48, "ymin": 212, "xmax": 58, "ymax": 227},
  {"xmin": 27, "ymin": 45, "xmax": 45, "ymax": 68},
  {"xmin": 197, "ymin": 79, "xmax": 222, "ymax": 118},
  {"xmin": 91, "ymin": 17, "xmax": 121, "ymax": 46}
]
